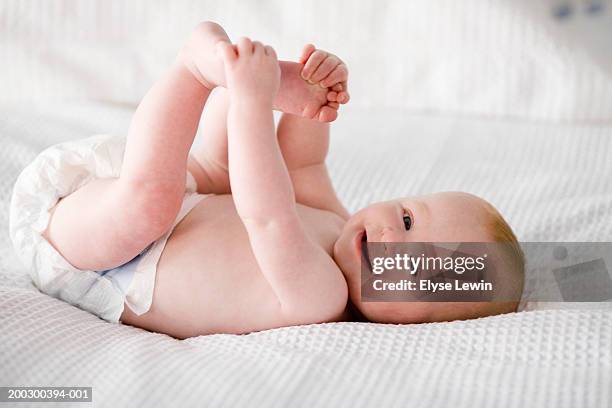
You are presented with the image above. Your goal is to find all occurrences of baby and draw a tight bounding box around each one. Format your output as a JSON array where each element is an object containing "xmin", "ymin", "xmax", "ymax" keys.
[{"xmin": 12, "ymin": 22, "xmax": 524, "ymax": 338}]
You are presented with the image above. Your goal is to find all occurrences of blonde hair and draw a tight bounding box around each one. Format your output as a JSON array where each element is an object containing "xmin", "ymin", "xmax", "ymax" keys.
[{"xmin": 480, "ymin": 200, "xmax": 525, "ymax": 303}]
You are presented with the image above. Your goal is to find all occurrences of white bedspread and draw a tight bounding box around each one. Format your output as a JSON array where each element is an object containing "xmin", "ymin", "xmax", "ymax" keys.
[
  {"xmin": 1, "ymin": 103, "xmax": 611, "ymax": 407},
  {"xmin": 3, "ymin": 0, "xmax": 612, "ymax": 122}
]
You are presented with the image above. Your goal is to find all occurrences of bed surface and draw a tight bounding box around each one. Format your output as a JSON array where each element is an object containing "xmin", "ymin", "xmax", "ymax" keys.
[
  {"xmin": 2, "ymin": 1, "xmax": 612, "ymax": 406},
  {"xmin": 1, "ymin": 103, "xmax": 611, "ymax": 407}
]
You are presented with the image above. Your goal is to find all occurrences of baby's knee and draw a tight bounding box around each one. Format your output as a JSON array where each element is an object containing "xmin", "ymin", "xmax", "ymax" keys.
[
  {"xmin": 193, "ymin": 21, "xmax": 223, "ymax": 36},
  {"xmin": 118, "ymin": 178, "xmax": 183, "ymax": 238},
  {"xmin": 189, "ymin": 21, "xmax": 226, "ymax": 47}
]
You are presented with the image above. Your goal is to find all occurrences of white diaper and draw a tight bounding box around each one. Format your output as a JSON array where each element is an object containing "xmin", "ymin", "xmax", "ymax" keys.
[{"xmin": 9, "ymin": 134, "xmax": 205, "ymax": 322}]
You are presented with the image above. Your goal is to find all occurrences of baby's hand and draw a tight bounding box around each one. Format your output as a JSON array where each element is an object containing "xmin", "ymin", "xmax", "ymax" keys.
[
  {"xmin": 217, "ymin": 38, "xmax": 280, "ymax": 105},
  {"xmin": 299, "ymin": 45, "xmax": 350, "ymax": 105}
]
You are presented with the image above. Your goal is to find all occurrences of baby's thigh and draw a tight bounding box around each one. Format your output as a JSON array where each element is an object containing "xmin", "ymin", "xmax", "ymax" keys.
[{"xmin": 44, "ymin": 178, "xmax": 177, "ymax": 272}]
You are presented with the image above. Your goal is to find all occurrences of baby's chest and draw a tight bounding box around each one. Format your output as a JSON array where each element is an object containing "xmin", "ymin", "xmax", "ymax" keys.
[
  {"xmin": 163, "ymin": 194, "xmax": 341, "ymax": 278},
  {"xmin": 158, "ymin": 196, "xmax": 343, "ymax": 321},
  {"xmin": 176, "ymin": 194, "xmax": 341, "ymax": 254}
]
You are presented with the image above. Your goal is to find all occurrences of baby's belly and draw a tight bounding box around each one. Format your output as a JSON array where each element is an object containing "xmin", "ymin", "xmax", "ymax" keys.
[{"xmin": 150, "ymin": 195, "xmax": 342, "ymax": 335}]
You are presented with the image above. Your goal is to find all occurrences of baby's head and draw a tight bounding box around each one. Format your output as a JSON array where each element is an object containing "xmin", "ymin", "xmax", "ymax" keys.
[{"xmin": 333, "ymin": 192, "xmax": 524, "ymax": 323}]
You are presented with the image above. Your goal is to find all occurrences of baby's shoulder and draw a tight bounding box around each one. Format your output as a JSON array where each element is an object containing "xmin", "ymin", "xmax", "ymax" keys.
[{"xmin": 296, "ymin": 203, "xmax": 345, "ymax": 253}]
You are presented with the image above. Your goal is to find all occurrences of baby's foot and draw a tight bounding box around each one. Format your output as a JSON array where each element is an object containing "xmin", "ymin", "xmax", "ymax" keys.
[
  {"xmin": 299, "ymin": 44, "xmax": 350, "ymax": 105},
  {"xmin": 275, "ymin": 62, "xmax": 340, "ymax": 122},
  {"xmin": 179, "ymin": 21, "xmax": 232, "ymax": 89},
  {"xmin": 180, "ymin": 22, "xmax": 344, "ymax": 122},
  {"xmin": 217, "ymin": 38, "xmax": 280, "ymax": 105},
  {"xmin": 274, "ymin": 45, "xmax": 350, "ymax": 123}
]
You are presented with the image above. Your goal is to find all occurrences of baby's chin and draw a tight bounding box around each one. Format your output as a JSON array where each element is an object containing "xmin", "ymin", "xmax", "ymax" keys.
[{"xmin": 357, "ymin": 301, "xmax": 519, "ymax": 324}]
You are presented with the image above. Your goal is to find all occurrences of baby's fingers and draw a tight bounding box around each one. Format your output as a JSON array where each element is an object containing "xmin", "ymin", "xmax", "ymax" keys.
[
  {"xmin": 326, "ymin": 84, "xmax": 349, "ymax": 104},
  {"xmin": 301, "ymin": 50, "xmax": 328, "ymax": 81},
  {"xmin": 216, "ymin": 42, "xmax": 237, "ymax": 65},
  {"xmin": 327, "ymin": 91, "xmax": 338, "ymax": 102},
  {"xmin": 326, "ymin": 90, "xmax": 350, "ymax": 104},
  {"xmin": 310, "ymin": 55, "xmax": 342, "ymax": 83},
  {"xmin": 332, "ymin": 79, "xmax": 349, "ymax": 104},
  {"xmin": 320, "ymin": 63, "xmax": 348, "ymax": 88},
  {"xmin": 299, "ymin": 43, "xmax": 316, "ymax": 64},
  {"xmin": 337, "ymin": 86, "xmax": 350, "ymax": 104}
]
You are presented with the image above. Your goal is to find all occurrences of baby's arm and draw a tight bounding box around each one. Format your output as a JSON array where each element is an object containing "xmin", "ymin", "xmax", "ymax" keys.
[
  {"xmin": 218, "ymin": 39, "xmax": 347, "ymax": 325},
  {"xmin": 279, "ymin": 46, "xmax": 350, "ymax": 219},
  {"xmin": 278, "ymin": 114, "xmax": 349, "ymax": 219}
]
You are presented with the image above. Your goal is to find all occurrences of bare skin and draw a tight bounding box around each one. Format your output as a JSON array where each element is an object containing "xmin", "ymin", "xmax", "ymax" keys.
[
  {"xmin": 44, "ymin": 22, "xmax": 351, "ymax": 338},
  {"xmin": 43, "ymin": 22, "xmax": 519, "ymax": 339}
]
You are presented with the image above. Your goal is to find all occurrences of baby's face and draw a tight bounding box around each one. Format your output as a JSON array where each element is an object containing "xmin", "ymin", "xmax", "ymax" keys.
[{"xmin": 333, "ymin": 192, "xmax": 517, "ymax": 323}]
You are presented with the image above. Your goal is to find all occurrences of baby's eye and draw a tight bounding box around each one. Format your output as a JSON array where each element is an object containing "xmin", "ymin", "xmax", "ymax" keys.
[{"xmin": 403, "ymin": 213, "xmax": 412, "ymax": 231}]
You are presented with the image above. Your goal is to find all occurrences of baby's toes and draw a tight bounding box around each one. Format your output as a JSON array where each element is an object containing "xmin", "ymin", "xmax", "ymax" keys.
[{"xmin": 327, "ymin": 91, "xmax": 338, "ymax": 102}]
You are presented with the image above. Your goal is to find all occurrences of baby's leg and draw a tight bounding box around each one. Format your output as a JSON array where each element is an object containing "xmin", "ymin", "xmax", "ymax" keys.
[
  {"xmin": 187, "ymin": 88, "xmax": 231, "ymax": 195},
  {"xmin": 189, "ymin": 87, "xmax": 324, "ymax": 195},
  {"xmin": 277, "ymin": 113, "xmax": 349, "ymax": 218},
  {"xmin": 189, "ymin": 43, "xmax": 350, "ymax": 196},
  {"xmin": 189, "ymin": 86, "xmax": 347, "ymax": 218},
  {"xmin": 44, "ymin": 22, "xmax": 231, "ymax": 271},
  {"xmin": 189, "ymin": 83, "xmax": 338, "ymax": 194}
]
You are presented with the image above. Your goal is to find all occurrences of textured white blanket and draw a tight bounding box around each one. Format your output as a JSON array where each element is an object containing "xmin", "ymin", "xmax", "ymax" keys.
[
  {"xmin": 1, "ymin": 103, "xmax": 611, "ymax": 407},
  {"xmin": 2, "ymin": 0, "xmax": 612, "ymax": 122},
  {"xmin": 2, "ymin": 1, "xmax": 612, "ymax": 405},
  {"xmin": 1, "ymin": 286, "xmax": 610, "ymax": 408}
]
